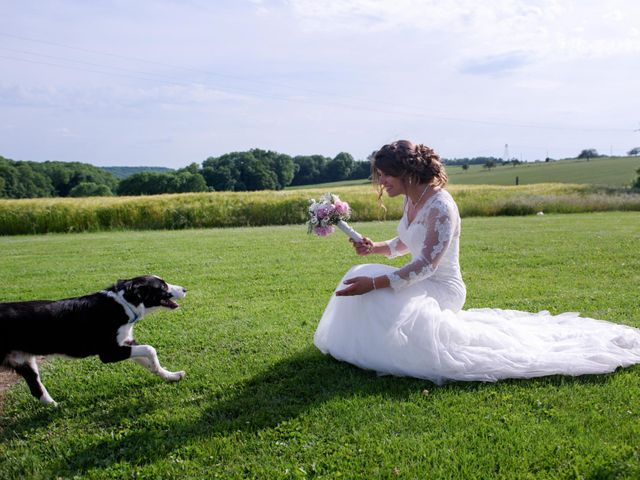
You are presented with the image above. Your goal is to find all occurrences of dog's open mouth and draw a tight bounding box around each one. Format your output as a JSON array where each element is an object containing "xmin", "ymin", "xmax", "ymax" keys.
[{"xmin": 161, "ymin": 299, "xmax": 180, "ymax": 309}]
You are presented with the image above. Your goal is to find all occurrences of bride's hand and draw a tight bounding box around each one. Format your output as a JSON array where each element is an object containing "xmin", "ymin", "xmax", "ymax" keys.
[
  {"xmin": 335, "ymin": 276, "xmax": 374, "ymax": 296},
  {"xmin": 350, "ymin": 236, "xmax": 374, "ymax": 256}
]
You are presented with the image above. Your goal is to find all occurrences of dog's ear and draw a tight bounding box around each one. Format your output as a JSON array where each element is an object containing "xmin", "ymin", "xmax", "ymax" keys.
[
  {"xmin": 118, "ymin": 278, "xmax": 147, "ymax": 305},
  {"xmin": 114, "ymin": 278, "xmax": 138, "ymax": 297}
]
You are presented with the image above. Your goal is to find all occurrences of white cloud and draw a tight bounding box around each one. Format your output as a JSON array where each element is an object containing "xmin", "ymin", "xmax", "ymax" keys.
[{"xmin": 286, "ymin": 0, "xmax": 640, "ymax": 62}]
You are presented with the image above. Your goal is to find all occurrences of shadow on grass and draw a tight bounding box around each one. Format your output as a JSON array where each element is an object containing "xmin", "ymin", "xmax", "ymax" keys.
[
  {"xmin": 1, "ymin": 345, "xmax": 619, "ymax": 477},
  {"xmin": 53, "ymin": 346, "xmax": 429, "ymax": 474}
]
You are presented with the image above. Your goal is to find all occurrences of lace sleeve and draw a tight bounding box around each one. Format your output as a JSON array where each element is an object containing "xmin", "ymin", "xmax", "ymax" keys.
[
  {"xmin": 385, "ymin": 237, "xmax": 409, "ymax": 259},
  {"xmin": 386, "ymin": 196, "xmax": 456, "ymax": 290}
]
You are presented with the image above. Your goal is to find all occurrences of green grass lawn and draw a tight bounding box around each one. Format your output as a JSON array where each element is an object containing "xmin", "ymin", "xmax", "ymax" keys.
[
  {"xmin": 1, "ymin": 212, "xmax": 640, "ymax": 479},
  {"xmin": 447, "ymin": 156, "xmax": 640, "ymax": 187}
]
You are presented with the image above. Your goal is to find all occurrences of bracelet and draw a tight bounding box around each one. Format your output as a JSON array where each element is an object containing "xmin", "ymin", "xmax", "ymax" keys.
[{"xmin": 371, "ymin": 277, "xmax": 376, "ymax": 290}]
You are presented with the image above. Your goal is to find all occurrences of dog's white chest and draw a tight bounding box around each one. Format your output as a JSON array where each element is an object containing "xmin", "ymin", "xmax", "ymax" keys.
[{"xmin": 117, "ymin": 324, "xmax": 134, "ymax": 346}]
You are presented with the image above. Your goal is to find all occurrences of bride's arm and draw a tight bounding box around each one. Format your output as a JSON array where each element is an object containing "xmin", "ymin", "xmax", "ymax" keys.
[
  {"xmin": 337, "ymin": 236, "xmax": 407, "ymax": 296},
  {"xmin": 351, "ymin": 236, "xmax": 409, "ymax": 257},
  {"xmin": 335, "ymin": 274, "xmax": 390, "ymax": 296},
  {"xmin": 385, "ymin": 197, "xmax": 456, "ymax": 291},
  {"xmin": 384, "ymin": 237, "xmax": 409, "ymax": 258}
]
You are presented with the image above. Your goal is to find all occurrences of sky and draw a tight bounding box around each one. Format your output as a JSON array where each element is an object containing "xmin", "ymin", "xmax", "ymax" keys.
[{"xmin": 1, "ymin": 0, "xmax": 639, "ymax": 168}]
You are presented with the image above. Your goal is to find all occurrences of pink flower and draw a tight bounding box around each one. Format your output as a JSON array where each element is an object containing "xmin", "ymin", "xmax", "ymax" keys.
[
  {"xmin": 334, "ymin": 200, "xmax": 350, "ymax": 216},
  {"xmin": 315, "ymin": 203, "xmax": 335, "ymax": 219},
  {"xmin": 314, "ymin": 225, "xmax": 335, "ymax": 237}
]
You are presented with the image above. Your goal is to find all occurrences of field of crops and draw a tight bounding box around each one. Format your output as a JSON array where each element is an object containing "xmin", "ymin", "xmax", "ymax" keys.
[{"xmin": 1, "ymin": 183, "xmax": 639, "ymax": 235}]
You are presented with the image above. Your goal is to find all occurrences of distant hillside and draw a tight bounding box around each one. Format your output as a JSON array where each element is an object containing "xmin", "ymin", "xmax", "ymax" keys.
[
  {"xmin": 447, "ymin": 156, "xmax": 640, "ymax": 187},
  {"xmin": 287, "ymin": 156, "xmax": 640, "ymax": 190},
  {"xmin": 101, "ymin": 166, "xmax": 174, "ymax": 179}
]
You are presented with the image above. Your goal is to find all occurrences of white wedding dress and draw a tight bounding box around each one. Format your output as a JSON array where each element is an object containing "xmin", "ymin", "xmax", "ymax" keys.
[{"xmin": 314, "ymin": 189, "xmax": 640, "ymax": 384}]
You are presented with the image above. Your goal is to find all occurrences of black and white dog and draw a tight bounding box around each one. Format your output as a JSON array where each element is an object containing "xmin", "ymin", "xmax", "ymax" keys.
[{"xmin": 0, "ymin": 275, "xmax": 186, "ymax": 405}]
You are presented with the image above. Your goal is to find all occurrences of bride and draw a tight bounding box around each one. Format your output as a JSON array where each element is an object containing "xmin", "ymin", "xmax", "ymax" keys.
[{"xmin": 314, "ymin": 140, "xmax": 640, "ymax": 384}]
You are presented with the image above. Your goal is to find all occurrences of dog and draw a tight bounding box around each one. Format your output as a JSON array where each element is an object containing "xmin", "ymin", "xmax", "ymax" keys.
[{"xmin": 0, "ymin": 275, "xmax": 186, "ymax": 405}]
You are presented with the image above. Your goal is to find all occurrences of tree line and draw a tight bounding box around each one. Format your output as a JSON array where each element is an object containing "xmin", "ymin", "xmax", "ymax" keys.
[
  {"xmin": 0, "ymin": 156, "xmax": 118, "ymax": 199},
  {"xmin": 0, "ymin": 150, "xmax": 372, "ymax": 198},
  {"xmin": 115, "ymin": 150, "xmax": 373, "ymax": 196},
  {"xmin": 4, "ymin": 146, "xmax": 638, "ymax": 199}
]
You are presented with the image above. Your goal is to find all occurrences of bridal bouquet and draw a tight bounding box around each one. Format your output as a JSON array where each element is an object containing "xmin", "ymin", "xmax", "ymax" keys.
[{"xmin": 307, "ymin": 193, "xmax": 363, "ymax": 242}]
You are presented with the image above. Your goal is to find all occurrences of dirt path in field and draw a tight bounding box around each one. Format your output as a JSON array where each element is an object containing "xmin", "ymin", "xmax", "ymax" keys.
[
  {"xmin": 1, "ymin": 357, "xmax": 48, "ymax": 418},
  {"xmin": 0, "ymin": 368, "xmax": 19, "ymax": 416}
]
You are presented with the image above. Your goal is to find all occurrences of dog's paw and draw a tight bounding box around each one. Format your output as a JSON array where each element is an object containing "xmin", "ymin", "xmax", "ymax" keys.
[
  {"xmin": 165, "ymin": 370, "xmax": 185, "ymax": 382},
  {"xmin": 40, "ymin": 394, "xmax": 58, "ymax": 406}
]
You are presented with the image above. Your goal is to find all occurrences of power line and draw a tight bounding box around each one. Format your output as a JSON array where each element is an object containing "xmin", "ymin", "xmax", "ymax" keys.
[
  {"xmin": 0, "ymin": 32, "xmax": 635, "ymax": 134},
  {"xmin": 0, "ymin": 32, "xmax": 381, "ymax": 106},
  {"xmin": 1, "ymin": 53, "xmax": 467, "ymax": 122}
]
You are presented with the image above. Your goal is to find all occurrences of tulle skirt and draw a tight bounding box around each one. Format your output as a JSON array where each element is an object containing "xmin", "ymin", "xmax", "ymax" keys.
[{"xmin": 314, "ymin": 264, "xmax": 640, "ymax": 384}]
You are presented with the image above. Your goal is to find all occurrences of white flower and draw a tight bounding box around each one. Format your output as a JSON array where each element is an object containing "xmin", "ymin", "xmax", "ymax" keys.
[{"xmin": 320, "ymin": 193, "xmax": 333, "ymax": 203}]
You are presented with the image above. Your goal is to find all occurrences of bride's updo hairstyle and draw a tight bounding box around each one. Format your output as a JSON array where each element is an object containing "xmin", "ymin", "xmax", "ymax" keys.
[
  {"xmin": 372, "ymin": 140, "xmax": 447, "ymax": 187},
  {"xmin": 371, "ymin": 140, "xmax": 447, "ymax": 203}
]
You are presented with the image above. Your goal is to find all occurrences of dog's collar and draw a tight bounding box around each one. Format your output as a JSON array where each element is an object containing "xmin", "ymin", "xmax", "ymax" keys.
[{"xmin": 103, "ymin": 290, "xmax": 143, "ymax": 324}]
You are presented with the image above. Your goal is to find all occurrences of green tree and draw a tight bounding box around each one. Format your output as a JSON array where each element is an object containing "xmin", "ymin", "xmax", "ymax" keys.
[
  {"xmin": 271, "ymin": 153, "xmax": 297, "ymax": 189},
  {"xmin": 117, "ymin": 172, "xmax": 167, "ymax": 195},
  {"xmin": 201, "ymin": 165, "xmax": 233, "ymax": 191},
  {"xmin": 250, "ymin": 149, "xmax": 297, "ymax": 189},
  {"xmin": 0, "ymin": 158, "xmax": 53, "ymax": 198},
  {"xmin": 0, "ymin": 158, "xmax": 18, "ymax": 198},
  {"xmin": 577, "ymin": 149, "xmax": 599, "ymax": 159},
  {"xmin": 324, "ymin": 152, "xmax": 355, "ymax": 182},
  {"xmin": 240, "ymin": 156, "xmax": 278, "ymax": 191},
  {"xmin": 628, "ymin": 147, "xmax": 640, "ymax": 156},
  {"xmin": 202, "ymin": 155, "xmax": 241, "ymax": 191},
  {"xmin": 483, "ymin": 160, "xmax": 496, "ymax": 170},
  {"xmin": 117, "ymin": 171, "xmax": 207, "ymax": 195},
  {"xmin": 180, "ymin": 162, "xmax": 201, "ymax": 175},
  {"xmin": 168, "ymin": 171, "xmax": 208, "ymax": 193},
  {"xmin": 349, "ymin": 160, "xmax": 371, "ymax": 180},
  {"xmin": 291, "ymin": 155, "xmax": 330, "ymax": 186},
  {"xmin": 69, "ymin": 182, "xmax": 114, "ymax": 197},
  {"xmin": 443, "ymin": 156, "xmax": 500, "ymax": 166},
  {"xmin": 202, "ymin": 151, "xmax": 279, "ymax": 191},
  {"xmin": 39, "ymin": 161, "xmax": 118, "ymax": 196}
]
